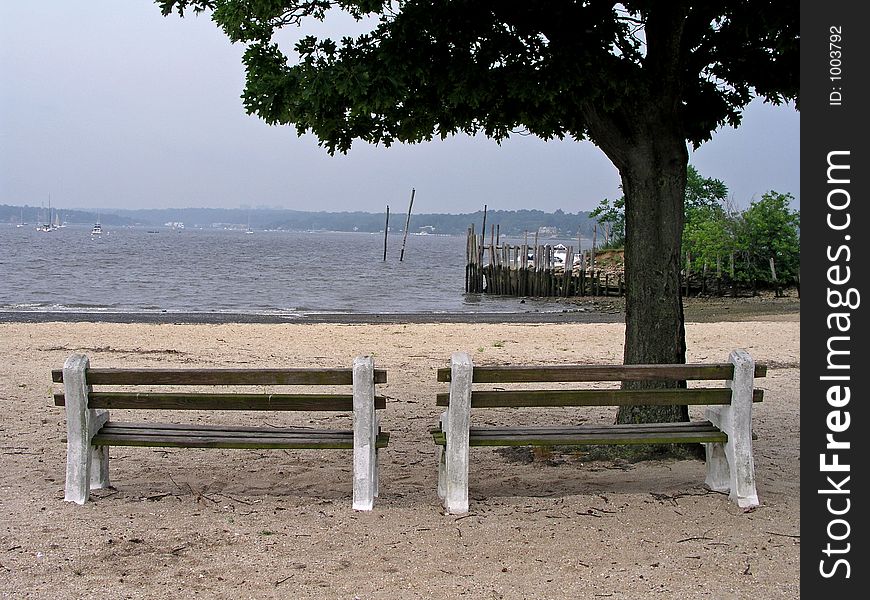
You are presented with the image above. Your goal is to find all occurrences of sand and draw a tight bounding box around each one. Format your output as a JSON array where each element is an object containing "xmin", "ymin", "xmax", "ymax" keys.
[{"xmin": 0, "ymin": 314, "xmax": 799, "ymax": 598}]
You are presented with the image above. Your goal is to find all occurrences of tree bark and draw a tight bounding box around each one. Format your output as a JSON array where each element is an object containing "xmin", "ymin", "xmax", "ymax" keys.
[
  {"xmin": 587, "ymin": 113, "xmax": 690, "ymax": 425},
  {"xmin": 617, "ymin": 132, "xmax": 689, "ymax": 424}
]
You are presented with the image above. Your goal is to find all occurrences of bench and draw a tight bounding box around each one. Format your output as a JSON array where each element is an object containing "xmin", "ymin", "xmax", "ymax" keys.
[
  {"xmin": 432, "ymin": 350, "xmax": 766, "ymax": 514},
  {"xmin": 53, "ymin": 353, "xmax": 389, "ymax": 510}
]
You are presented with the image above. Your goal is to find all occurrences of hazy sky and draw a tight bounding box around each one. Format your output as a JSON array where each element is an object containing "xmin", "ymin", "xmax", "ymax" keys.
[{"xmin": 1, "ymin": 1, "xmax": 799, "ymax": 214}]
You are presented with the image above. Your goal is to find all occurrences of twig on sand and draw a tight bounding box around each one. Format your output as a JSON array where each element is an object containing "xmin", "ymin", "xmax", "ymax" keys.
[{"xmin": 765, "ymin": 531, "xmax": 800, "ymax": 539}]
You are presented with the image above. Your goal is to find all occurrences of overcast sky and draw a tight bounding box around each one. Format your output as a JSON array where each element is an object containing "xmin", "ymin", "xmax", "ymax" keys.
[{"xmin": 1, "ymin": 1, "xmax": 799, "ymax": 215}]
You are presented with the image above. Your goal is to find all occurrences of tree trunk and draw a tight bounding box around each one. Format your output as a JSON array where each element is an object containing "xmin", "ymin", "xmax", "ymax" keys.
[
  {"xmin": 617, "ymin": 134, "xmax": 689, "ymax": 424},
  {"xmin": 584, "ymin": 104, "xmax": 690, "ymax": 427}
]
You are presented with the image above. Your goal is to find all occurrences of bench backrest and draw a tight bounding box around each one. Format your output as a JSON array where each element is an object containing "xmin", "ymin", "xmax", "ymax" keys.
[
  {"xmin": 437, "ymin": 359, "xmax": 766, "ymax": 409},
  {"xmin": 53, "ymin": 362, "xmax": 387, "ymax": 412}
]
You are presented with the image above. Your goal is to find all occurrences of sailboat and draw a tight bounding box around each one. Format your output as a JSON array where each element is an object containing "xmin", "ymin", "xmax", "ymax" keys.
[
  {"xmin": 36, "ymin": 200, "xmax": 52, "ymax": 232},
  {"xmin": 91, "ymin": 212, "xmax": 103, "ymax": 236}
]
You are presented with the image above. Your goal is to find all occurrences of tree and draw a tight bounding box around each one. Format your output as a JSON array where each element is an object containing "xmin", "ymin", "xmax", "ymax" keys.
[
  {"xmin": 682, "ymin": 165, "xmax": 731, "ymax": 285},
  {"xmin": 159, "ymin": 0, "xmax": 798, "ymax": 425},
  {"xmin": 736, "ymin": 191, "xmax": 800, "ymax": 291},
  {"xmin": 685, "ymin": 164, "xmax": 728, "ymax": 213},
  {"xmin": 589, "ymin": 196, "xmax": 625, "ymax": 247}
]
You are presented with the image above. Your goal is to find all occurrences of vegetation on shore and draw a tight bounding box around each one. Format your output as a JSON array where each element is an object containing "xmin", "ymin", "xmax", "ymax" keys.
[{"xmin": 591, "ymin": 166, "xmax": 800, "ymax": 293}]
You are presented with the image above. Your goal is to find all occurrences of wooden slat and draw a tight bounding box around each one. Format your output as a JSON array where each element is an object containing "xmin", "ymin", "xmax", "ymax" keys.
[
  {"xmin": 52, "ymin": 367, "xmax": 387, "ymax": 386},
  {"xmin": 434, "ymin": 421, "xmax": 724, "ymax": 436},
  {"xmin": 430, "ymin": 421, "xmax": 726, "ymax": 446},
  {"xmin": 92, "ymin": 421, "xmax": 389, "ymax": 449},
  {"xmin": 435, "ymin": 388, "xmax": 764, "ymax": 407},
  {"xmin": 96, "ymin": 421, "xmax": 347, "ymax": 434},
  {"xmin": 436, "ymin": 363, "xmax": 767, "ymax": 383},
  {"xmin": 92, "ymin": 430, "xmax": 391, "ymax": 450},
  {"xmin": 54, "ymin": 392, "xmax": 388, "ymax": 411},
  {"xmin": 98, "ymin": 422, "xmax": 354, "ymax": 437}
]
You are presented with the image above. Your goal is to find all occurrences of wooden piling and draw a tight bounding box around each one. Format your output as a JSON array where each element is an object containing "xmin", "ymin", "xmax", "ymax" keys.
[
  {"xmin": 463, "ymin": 234, "xmax": 640, "ymax": 301},
  {"xmin": 399, "ymin": 188, "xmax": 415, "ymax": 262},
  {"xmin": 383, "ymin": 205, "xmax": 390, "ymax": 261}
]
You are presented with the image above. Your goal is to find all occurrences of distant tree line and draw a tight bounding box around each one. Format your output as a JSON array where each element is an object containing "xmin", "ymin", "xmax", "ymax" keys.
[
  {"xmin": 0, "ymin": 205, "xmax": 131, "ymax": 227},
  {"xmin": 590, "ymin": 166, "xmax": 800, "ymax": 294},
  {"xmin": 0, "ymin": 204, "xmax": 599, "ymax": 237}
]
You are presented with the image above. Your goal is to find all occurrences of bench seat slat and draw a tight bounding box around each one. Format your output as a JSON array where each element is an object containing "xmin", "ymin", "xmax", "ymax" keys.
[
  {"xmin": 435, "ymin": 388, "xmax": 764, "ymax": 407},
  {"xmin": 97, "ymin": 421, "xmax": 345, "ymax": 434},
  {"xmin": 93, "ymin": 422, "xmax": 390, "ymax": 450},
  {"xmin": 52, "ymin": 368, "xmax": 387, "ymax": 386},
  {"xmin": 431, "ymin": 421, "xmax": 726, "ymax": 447},
  {"xmin": 54, "ymin": 392, "xmax": 387, "ymax": 411},
  {"xmin": 99, "ymin": 422, "xmax": 354, "ymax": 437},
  {"xmin": 436, "ymin": 421, "xmax": 724, "ymax": 436},
  {"xmin": 436, "ymin": 363, "xmax": 767, "ymax": 383}
]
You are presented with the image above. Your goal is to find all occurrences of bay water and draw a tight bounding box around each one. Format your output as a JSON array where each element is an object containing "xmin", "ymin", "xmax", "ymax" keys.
[{"xmin": 0, "ymin": 225, "xmax": 580, "ymax": 318}]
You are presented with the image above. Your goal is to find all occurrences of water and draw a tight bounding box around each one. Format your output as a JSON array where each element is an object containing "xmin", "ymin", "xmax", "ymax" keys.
[{"xmin": 0, "ymin": 225, "xmax": 581, "ymax": 318}]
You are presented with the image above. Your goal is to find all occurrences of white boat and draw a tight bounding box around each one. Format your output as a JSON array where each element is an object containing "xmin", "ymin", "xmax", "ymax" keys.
[
  {"xmin": 36, "ymin": 199, "xmax": 53, "ymax": 232},
  {"xmin": 91, "ymin": 222, "xmax": 103, "ymax": 235},
  {"xmin": 552, "ymin": 243, "xmax": 568, "ymax": 269}
]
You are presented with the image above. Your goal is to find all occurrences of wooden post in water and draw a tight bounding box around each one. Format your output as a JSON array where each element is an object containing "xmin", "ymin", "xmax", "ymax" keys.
[
  {"xmin": 399, "ymin": 188, "xmax": 415, "ymax": 262},
  {"xmin": 465, "ymin": 226, "xmax": 472, "ymax": 292},
  {"xmin": 520, "ymin": 241, "xmax": 528, "ymax": 296},
  {"xmin": 383, "ymin": 205, "xmax": 390, "ymax": 261},
  {"xmin": 563, "ymin": 246, "xmax": 574, "ymax": 297},
  {"xmin": 591, "ymin": 224, "xmax": 597, "ymax": 272},
  {"xmin": 479, "ymin": 205, "xmax": 488, "ymax": 267}
]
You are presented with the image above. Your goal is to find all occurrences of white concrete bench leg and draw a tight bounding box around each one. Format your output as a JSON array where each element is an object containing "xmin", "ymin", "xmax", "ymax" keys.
[
  {"xmin": 374, "ymin": 415, "xmax": 381, "ymax": 499},
  {"xmin": 437, "ymin": 411, "xmax": 448, "ymax": 500},
  {"xmin": 63, "ymin": 354, "xmax": 110, "ymax": 504},
  {"xmin": 352, "ymin": 356, "xmax": 377, "ymax": 511},
  {"xmin": 705, "ymin": 349, "xmax": 760, "ymax": 508},
  {"xmin": 90, "ymin": 411, "xmax": 111, "ymax": 491},
  {"xmin": 443, "ymin": 352, "xmax": 472, "ymax": 515}
]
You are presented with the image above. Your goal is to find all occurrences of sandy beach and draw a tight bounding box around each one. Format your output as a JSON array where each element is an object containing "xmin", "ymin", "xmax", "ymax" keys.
[{"xmin": 0, "ymin": 310, "xmax": 799, "ymax": 598}]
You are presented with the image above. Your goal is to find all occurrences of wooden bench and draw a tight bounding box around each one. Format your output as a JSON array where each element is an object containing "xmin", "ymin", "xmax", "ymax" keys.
[
  {"xmin": 54, "ymin": 353, "xmax": 389, "ymax": 510},
  {"xmin": 432, "ymin": 350, "xmax": 766, "ymax": 514}
]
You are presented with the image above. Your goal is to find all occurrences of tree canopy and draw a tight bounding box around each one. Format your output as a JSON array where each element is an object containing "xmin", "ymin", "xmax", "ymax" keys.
[{"xmin": 159, "ymin": 1, "xmax": 798, "ymax": 156}]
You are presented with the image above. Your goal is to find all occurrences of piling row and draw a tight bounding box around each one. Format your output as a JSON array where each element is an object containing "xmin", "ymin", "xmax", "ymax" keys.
[{"xmin": 465, "ymin": 229, "xmax": 624, "ymax": 298}]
